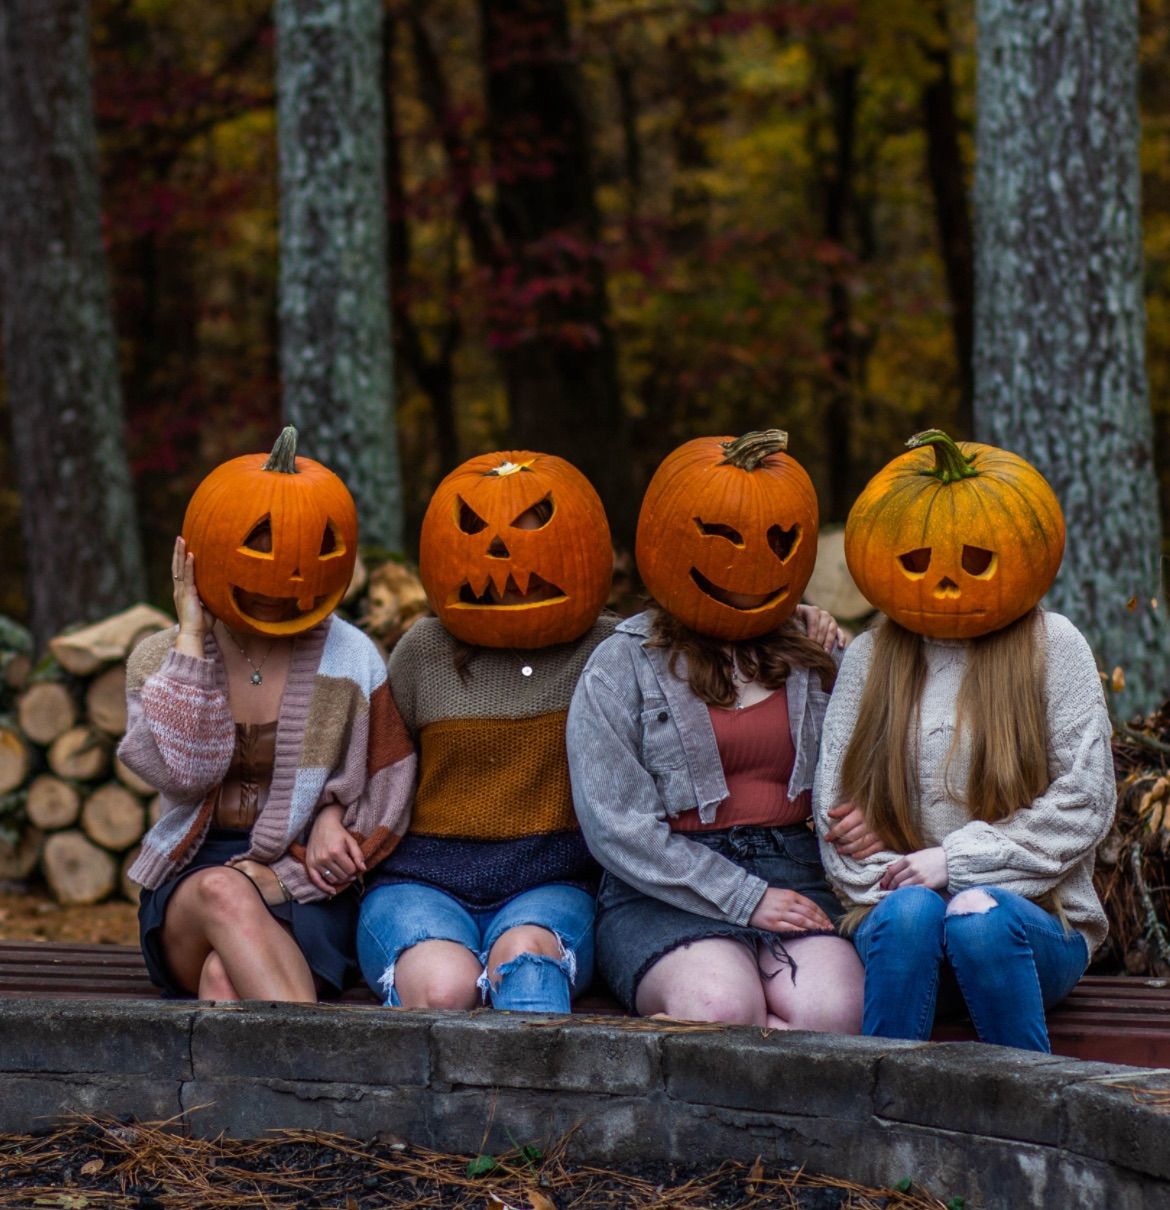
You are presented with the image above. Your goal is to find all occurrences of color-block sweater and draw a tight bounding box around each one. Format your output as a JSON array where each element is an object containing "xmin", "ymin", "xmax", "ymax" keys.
[
  {"xmin": 366, "ymin": 615, "xmax": 618, "ymax": 909},
  {"xmin": 120, "ymin": 616, "xmax": 416, "ymax": 902},
  {"xmin": 812, "ymin": 611, "xmax": 1116, "ymax": 952}
]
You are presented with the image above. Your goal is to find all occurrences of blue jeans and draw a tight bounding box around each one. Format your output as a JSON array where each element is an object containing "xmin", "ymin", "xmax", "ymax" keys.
[
  {"xmin": 852, "ymin": 885, "xmax": 1088, "ymax": 1052},
  {"xmin": 357, "ymin": 881, "xmax": 595, "ymax": 1012}
]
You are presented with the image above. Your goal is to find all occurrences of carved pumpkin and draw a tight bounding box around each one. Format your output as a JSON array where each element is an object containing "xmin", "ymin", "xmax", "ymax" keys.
[
  {"xmin": 182, "ymin": 427, "xmax": 358, "ymax": 637},
  {"xmin": 636, "ymin": 430, "xmax": 819, "ymax": 641},
  {"xmin": 419, "ymin": 450, "xmax": 612, "ymax": 649},
  {"xmin": 844, "ymin": 429, "xmax": 1065, "ymax": 639}
]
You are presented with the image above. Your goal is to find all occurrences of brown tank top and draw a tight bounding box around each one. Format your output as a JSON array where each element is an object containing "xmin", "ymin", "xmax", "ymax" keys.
[
  {"xmin": 213, "ymin": 721, "xmax": 278, "ymax": 830},
  {"xmin": 671, "ymin": 689, "xmax": 810, "ymax": 832}
]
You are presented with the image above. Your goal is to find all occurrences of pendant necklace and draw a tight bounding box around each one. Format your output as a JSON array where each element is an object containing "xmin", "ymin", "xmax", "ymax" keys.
[
  {"xmin": 221, "ymin": 624, "xmax": 275, "ymax": 686},
  {"xmin": 511, "ymin": 650, "xmax": 534, "ymax": 678}
]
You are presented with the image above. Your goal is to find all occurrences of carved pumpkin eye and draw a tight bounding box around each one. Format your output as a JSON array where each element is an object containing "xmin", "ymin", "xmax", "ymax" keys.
[
  {"xmin": 767, "ymin": 523, "xmax": 800, "ymax": 562},
  {"xmin": 694, "ymin": 517, "xmax": 744, "ymax": 546},
  {"xmin": 898, "ymin": 548, "xmax": 932, "ymax": 577},
  {"xmin": 512, "ymin": 494, "xmax": 554, "ymax": 530},
  {"xmin": 241, "ymin": 518, "xmax": 274, "ymax": 557},
  {"xmin": 962, "ymin": 545, "xmax": 996, "ymax": 577},
  {"xmin": 320, "ymin": 521, "xmax": 346, "ymax": 557},
  {"xmin": 456, "ymin": 497, "xmax": 488, "ymax": 535}
]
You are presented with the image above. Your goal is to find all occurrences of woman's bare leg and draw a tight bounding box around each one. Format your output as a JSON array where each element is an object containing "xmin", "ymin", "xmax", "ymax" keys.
[
  {"xmin": 393, "ymin": 940, "xmax": 481, "ymax": 1009},
  {"xmin": 635, "ymin": 938, "xmax": 767, "ymax": 1026},
  {"xmin": 197, "ymin": 950, "xmax": 240, "ymax": 1001},
  {"xmin": 759, "ymin": 934, "xmax": 863, "ymax": 1033},
  {"xmin": 160, "ymin": 867, "xmax": 316, "ymax": 1002}
]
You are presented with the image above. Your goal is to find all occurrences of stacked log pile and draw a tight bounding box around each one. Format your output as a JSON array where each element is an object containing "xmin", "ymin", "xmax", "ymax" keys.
[{"xmin": 0, "ymin": 605, "xmax": 172, "ymax": 904}]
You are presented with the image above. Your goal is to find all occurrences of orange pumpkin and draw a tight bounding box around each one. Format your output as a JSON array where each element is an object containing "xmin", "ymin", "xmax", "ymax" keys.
[
  {"xmin": 636, "ymin": 430, "xmax": 819, "ymax": 641},
  {"xmin": 844, "ymin": 429, "xmax": 1065, "ymax": 639},
  {"xmin": 419, "ymin": 450, "xmax": 612, "ymax": 649},
  {"xmin": 182, "ymin": 427, "xmax": 358, "ymax": 637}
]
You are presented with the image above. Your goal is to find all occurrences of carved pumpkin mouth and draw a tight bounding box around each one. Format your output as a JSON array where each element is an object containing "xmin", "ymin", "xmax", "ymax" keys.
[
  {"xmin": 454, "ymin": 572, "xmax": 567, "ymax": 608},
  {"xmin": 231, "ymin": 586, "xmax": 328, "ymax": 623},
  {"xmin": 689, "ymin": 568, "xmax": 788, "ymax": 611}
]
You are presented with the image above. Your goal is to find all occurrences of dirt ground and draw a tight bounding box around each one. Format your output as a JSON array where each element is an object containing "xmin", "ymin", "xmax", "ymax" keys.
[{"xmin": 0, "ymin": 884, "xmax": 139, "ymax": 946}]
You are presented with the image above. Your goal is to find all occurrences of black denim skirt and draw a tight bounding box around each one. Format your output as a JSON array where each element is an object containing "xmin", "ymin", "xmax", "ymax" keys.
[
  {"xmin": 595, "ymin": 822, "xmax": 843, "ymax": 1010},
  {"xmin": 138, "ymin": 829, "xmax": 360, "ymax": 998}
]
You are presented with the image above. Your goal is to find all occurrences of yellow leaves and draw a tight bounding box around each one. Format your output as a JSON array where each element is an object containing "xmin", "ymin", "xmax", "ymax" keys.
[
  {"xmin": 1137, "ymin": 776, "xmax": 1170, "ymax": 832},
  {"xmin": 1112, "ymin": 666, "xmax": 1127, "ymax": 694}
]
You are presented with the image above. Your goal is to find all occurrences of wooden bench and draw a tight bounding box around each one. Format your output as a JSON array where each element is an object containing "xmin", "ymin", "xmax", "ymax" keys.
[{"xmin": 2, "ymin": 940, "xmax": 1168, "ymax": 1067}]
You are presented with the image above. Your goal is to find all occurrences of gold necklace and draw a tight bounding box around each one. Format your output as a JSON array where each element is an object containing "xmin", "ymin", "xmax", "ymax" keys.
[{"xmin": 219, "ymin": 624, "xmax": 275, "ymax": 686}]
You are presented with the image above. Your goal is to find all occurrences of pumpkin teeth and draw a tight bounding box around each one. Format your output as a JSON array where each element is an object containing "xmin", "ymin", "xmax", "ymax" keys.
[
  {"xmin": 512, "ymin": 567, "xmax": 533, "ymax": 597},
  {"xmin": 466, "ymin": 569, "xmax": 492, "ymax": 599},
  {"xmin": 489, "ymin": 566, "xmax": 513, "ymax": 598}
]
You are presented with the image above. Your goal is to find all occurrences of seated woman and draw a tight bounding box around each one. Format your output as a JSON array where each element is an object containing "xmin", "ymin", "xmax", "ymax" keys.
[
  {"xmin": 121, "ymin": 429, "xmax": 415, "ymax": 1002},
  {"xmin": 568, "ymin": 431, "xmax": 863, "ymax": 1030},
  {"xmin": 813, "ymin": 429, "xmax": 1115, "ymax": 1052},
  {"xmin": 357, "ymin": 450, "xmax": 617, "ymax": 1013}
]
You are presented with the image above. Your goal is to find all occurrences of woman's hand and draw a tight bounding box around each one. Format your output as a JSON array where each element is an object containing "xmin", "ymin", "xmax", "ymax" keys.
[
  {"xmin": 305, "ymin": 804, "xmax": 366, "ymax": 896},
  {"xmin": 233, "ymin": 859, "xmax": 289, "ymax": 907},
  {"xmin": 879, "ymin": 847, "xmax": 948, "ymax": 892},
  {"xmin": 749, "ymin": 887, "xmax": 835, "ymax": 933},
  {"xmin": 172, "ymin": 537, "xmax": 212, "ymax": 657},
  {"xmin": 795, "ymin": 604, "xmax": 847, "ymax": 652},
  {"xmin": 824, "ymin": 801, "xmax": 884, "ymax": 860}
]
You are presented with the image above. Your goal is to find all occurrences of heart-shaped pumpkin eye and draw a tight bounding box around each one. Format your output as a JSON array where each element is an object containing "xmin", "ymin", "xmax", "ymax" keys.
[
  {"xmin": 694, "ymin": 518, "xmax": 744, "ymax": 545},
  {"xmin": 767, "ymin": 523, "xmax": 800, "ymax": 562},
  {"xmin": 898, "ymin": 548, "xmax": 932, "ymax": 576},
  {"xmin": 962, "ymin": 545, "xmax": 995, "ymax": 576},
  {"xmin": 457, "ymin": 497, "xmax": 488, "ymax": 534}
]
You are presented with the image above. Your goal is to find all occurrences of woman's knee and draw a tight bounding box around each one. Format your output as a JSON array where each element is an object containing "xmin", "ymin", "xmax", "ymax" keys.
[
  {"xmin": 392, "ymin": 940, "xmax": 480, "ymax": 1010},
  {"xmin": 870, "ymin": 885, "xmax": 947, "ymax": 935},
  {"xmin": 487, "ymin": 925, "xmax": 562, "ymax": 971},
  {"xmin": 180, "ymin": 867, "xmax": 264, "ymax": 924},
  {"xmin": 943, "ymin": 887, "xmax": 1020, "ymax": 960}
]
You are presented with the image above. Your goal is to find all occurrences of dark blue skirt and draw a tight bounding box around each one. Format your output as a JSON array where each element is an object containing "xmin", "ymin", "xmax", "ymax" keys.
[
  {"xmin": 137, "ymin": 829, "xmax": 359, "ymax": 998},
  {"xmin": 596, "ymin": 822, "xmax": 843, "ymax": 1010}
]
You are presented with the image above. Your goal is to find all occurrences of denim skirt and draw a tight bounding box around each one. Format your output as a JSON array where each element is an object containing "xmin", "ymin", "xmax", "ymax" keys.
[
  {"xmin": 138, "ymin": 829, "xmax": 360, "ymax": 998},
  {"xmin": 596, "ymin": 822, "xmax": 843, "ymax": 1010}
]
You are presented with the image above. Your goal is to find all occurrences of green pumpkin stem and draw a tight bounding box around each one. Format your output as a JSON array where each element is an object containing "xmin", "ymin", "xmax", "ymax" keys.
[
  {"xmin": 719, "ymin": 429, "xmax": 788, "ymax": 471},
  {"xmin": 262, "ymin": 426, "xmax": 299, "ymax": 474},
  {"xmin": 907, "ymin": 429, "xmax": 978, "ymax": 483}
]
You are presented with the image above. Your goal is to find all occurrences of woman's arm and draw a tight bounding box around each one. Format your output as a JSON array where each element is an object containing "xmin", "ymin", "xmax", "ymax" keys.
[
  {"xmin": 567, "ymin": 655, "xmax": 767, "ymax": 926},
  {"xmin": 812, "ymin": 634, "xmax": 904, "ymax": 906},
  {"xmin": 941, "ymin": 616, "xmax": 1115, "ymax": 896}
]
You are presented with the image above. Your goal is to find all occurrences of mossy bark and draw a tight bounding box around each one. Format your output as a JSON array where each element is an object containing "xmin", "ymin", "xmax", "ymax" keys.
[
  {"xmin": 0, "ymin": 0, "xmax": 147, "ymax": 650},
  {"xmin": 275, "ymin": 0, "xmax": 403, "ymax": 552},
  {"xmin": 974, "ymin": 0, "xmax": 1169, "ymax": 715}
]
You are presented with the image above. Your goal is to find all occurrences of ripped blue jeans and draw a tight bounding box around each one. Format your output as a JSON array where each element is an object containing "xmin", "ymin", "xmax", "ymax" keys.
[{"xmin": 357, "ymin": 881, "xmax": 595, "ymax": 1012}]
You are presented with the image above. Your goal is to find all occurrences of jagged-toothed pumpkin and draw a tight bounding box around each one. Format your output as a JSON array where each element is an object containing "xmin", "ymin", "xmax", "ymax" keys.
[
  {"xmin": 844, "ymin": 429, "xmax": 1065, "ymax": 639},
  {"xmin": 636, "ymin": 430, "xmax": 819, "ymax": 641},
  {"xmin": 182, "ymin": 427, "xmax": 358, "ymax": 637},
  {"xmin": 419, "ymin": 450, "xmax": 612, "ymax": 649}
]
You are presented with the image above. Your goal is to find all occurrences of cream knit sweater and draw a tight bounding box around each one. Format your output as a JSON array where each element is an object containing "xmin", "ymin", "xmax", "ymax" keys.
[{"xmin": 812, "ymin": 611, "xmax": 1115, "ymax": 953}]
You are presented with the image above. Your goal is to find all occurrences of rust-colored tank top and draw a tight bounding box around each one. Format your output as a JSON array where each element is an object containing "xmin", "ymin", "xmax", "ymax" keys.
[
  {"xmin": 671, "ymin": 689, "xmax": 810, "ymax": 832},
  {"xmin": 213, "ymin": 721, "xmax": 278, "ymax": 830}
]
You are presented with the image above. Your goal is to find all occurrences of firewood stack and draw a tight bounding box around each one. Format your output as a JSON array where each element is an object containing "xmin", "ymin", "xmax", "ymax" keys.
[{"xmin": 0, "ymin": 605, "xmax": 172, "ymax": 905}]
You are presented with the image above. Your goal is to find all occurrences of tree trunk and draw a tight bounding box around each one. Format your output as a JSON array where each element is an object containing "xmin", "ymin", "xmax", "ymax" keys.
[
  {"xmin": 0, "ymin": 0, "xmax": 147, "ymax": 650},
  {"xmin": 479, "ymin": 0, "xmax": 634, "ymax": 546},
  {"xmin": 974, "ymin": 0, "xmax": 1169, "ymax": 716},
  {"xmin": 275, "ymin": 0, "xmax": 403, "ymax": 552}
]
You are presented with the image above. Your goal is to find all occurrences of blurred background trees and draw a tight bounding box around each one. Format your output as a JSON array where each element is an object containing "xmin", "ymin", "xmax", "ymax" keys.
[{"xmin": 1, "ymin": 0, "xmax": 1169, "ymax": 704}]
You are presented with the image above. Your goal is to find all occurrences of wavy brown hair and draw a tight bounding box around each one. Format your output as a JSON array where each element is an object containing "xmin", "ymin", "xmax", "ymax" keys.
[
  {"xmin": 839, "ymin": 609, "xmax": 1049, "ymax": 851},
  {"xmin": 647, "ymin": 605, "xmax": 837, "ymax": 706}
]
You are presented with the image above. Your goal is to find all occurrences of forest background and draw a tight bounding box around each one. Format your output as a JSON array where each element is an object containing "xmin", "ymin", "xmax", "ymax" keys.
[{"xmin": 2, "ymin": 0, "xmax": 1169, "ymax": 668}]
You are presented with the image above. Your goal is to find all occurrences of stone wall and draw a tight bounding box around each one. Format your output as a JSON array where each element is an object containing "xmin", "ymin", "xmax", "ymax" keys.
[{"xmin": 1, "ymin": 999, "xmax": 1168, "ymax": 1207}]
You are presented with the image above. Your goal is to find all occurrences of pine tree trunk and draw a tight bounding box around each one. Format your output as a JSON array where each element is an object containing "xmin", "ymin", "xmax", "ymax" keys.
[
  {"xmin": 974, "ymin": 0, "xmax": 1169, "ymax": 715},
  {"xmin": 480, "ymin": 0, "xmax": 634, "ymax": 546},
  {"xmin": 0, "ymin": 0, "xmax": 147, "ymax": 650},
  {"xmin": 275, "ymin": 0, "xmax": 403, "ymax": 551}
]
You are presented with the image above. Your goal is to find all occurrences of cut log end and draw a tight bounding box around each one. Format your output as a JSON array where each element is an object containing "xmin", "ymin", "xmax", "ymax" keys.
[
  {"xmin": 0, "ymin": 725, "xmax": 32, "ymax": 796},
  {"xmin": 42, "ymin": 831, "xmax": 117, "ymax": 905},
  {"xmin": 81, "ymin": 783, "xmax": 145, "ymax": 851},
  {"xmin": 86, "ymin": 664, "xmax": 127, "ymax": 736},
  {"xmin": 26, "ymin": 774, "xmax": 82, "ymax": 830},
  {"xmin": 119, "ymin": 846, "xmax": 142, "ymax": 903},
  {"xmin": 49, "ymin": 604, "xmax": 174, "ymax": 676},
  {"xmin": 48, "ymin": 726, "xmax": 111, "ymax": 782},
  {"xmin": 17, "ymin": 681, "xmax": 78, "ymax": 745}
]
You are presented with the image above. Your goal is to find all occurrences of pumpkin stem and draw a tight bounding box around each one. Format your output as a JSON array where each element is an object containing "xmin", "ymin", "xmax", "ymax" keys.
[
  {"xmin": 262, "ymin": 426, "xmax": 299, "ymax": 474},
  {"xmin": 719, "ymin": 429, "xmax": 788, "ymax": 471},
  {"xmin": 907, "ymin": 429, "xmax": 978, "ymax": 483}
]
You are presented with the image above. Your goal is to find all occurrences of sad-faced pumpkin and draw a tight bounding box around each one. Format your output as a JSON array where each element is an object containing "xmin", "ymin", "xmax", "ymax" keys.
[
  {"xmin": 182, "ymin": 427, "xmax": 358, "ymax": 638},
  {"xmin": 636, "ymin": 430, "xmax": 819, "ymax": 641},
  {"xmin": 844, "ymin": 429, "xmax": 1065, "ymax": 639},
  {"xmin": 419, "ymin": 450, "xmax": 612, "ymax": 649}
]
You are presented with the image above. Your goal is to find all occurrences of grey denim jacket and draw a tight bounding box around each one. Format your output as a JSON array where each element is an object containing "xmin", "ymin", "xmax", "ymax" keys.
[{"xmin": 566, "ymin": 611, "xmax": 837, "ymax": 927}]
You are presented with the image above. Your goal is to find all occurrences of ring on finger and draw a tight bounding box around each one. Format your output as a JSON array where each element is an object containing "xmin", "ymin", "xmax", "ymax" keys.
[{"xmin": 323, "ymin": 868, "xmax": 336, "ymax": 882}]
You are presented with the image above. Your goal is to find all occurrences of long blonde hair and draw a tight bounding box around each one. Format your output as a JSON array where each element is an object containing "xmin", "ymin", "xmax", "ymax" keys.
[{"xmin": 839, "ymin": 609, "xmax": 1049, "ymax": 850}]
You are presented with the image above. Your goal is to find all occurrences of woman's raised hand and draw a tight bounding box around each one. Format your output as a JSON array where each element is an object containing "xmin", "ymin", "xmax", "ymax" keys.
[
  {"xmin": 794, "ymin": 603, "xmax": 847, "ymax": 652},
  {"xmin": 171, "ymin": 536, "xmax": 211, "ymax": 656},
  {"xmin": 824, "ymin": 801, "xmax": 884, "ymax": 860},
  {"xmin": 749, "ymin": 887, "xmax": 834, "ymax": 933},
  {"xmin": 305, "ymin": 804, "xmax": 367, "ymax": 896}
]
